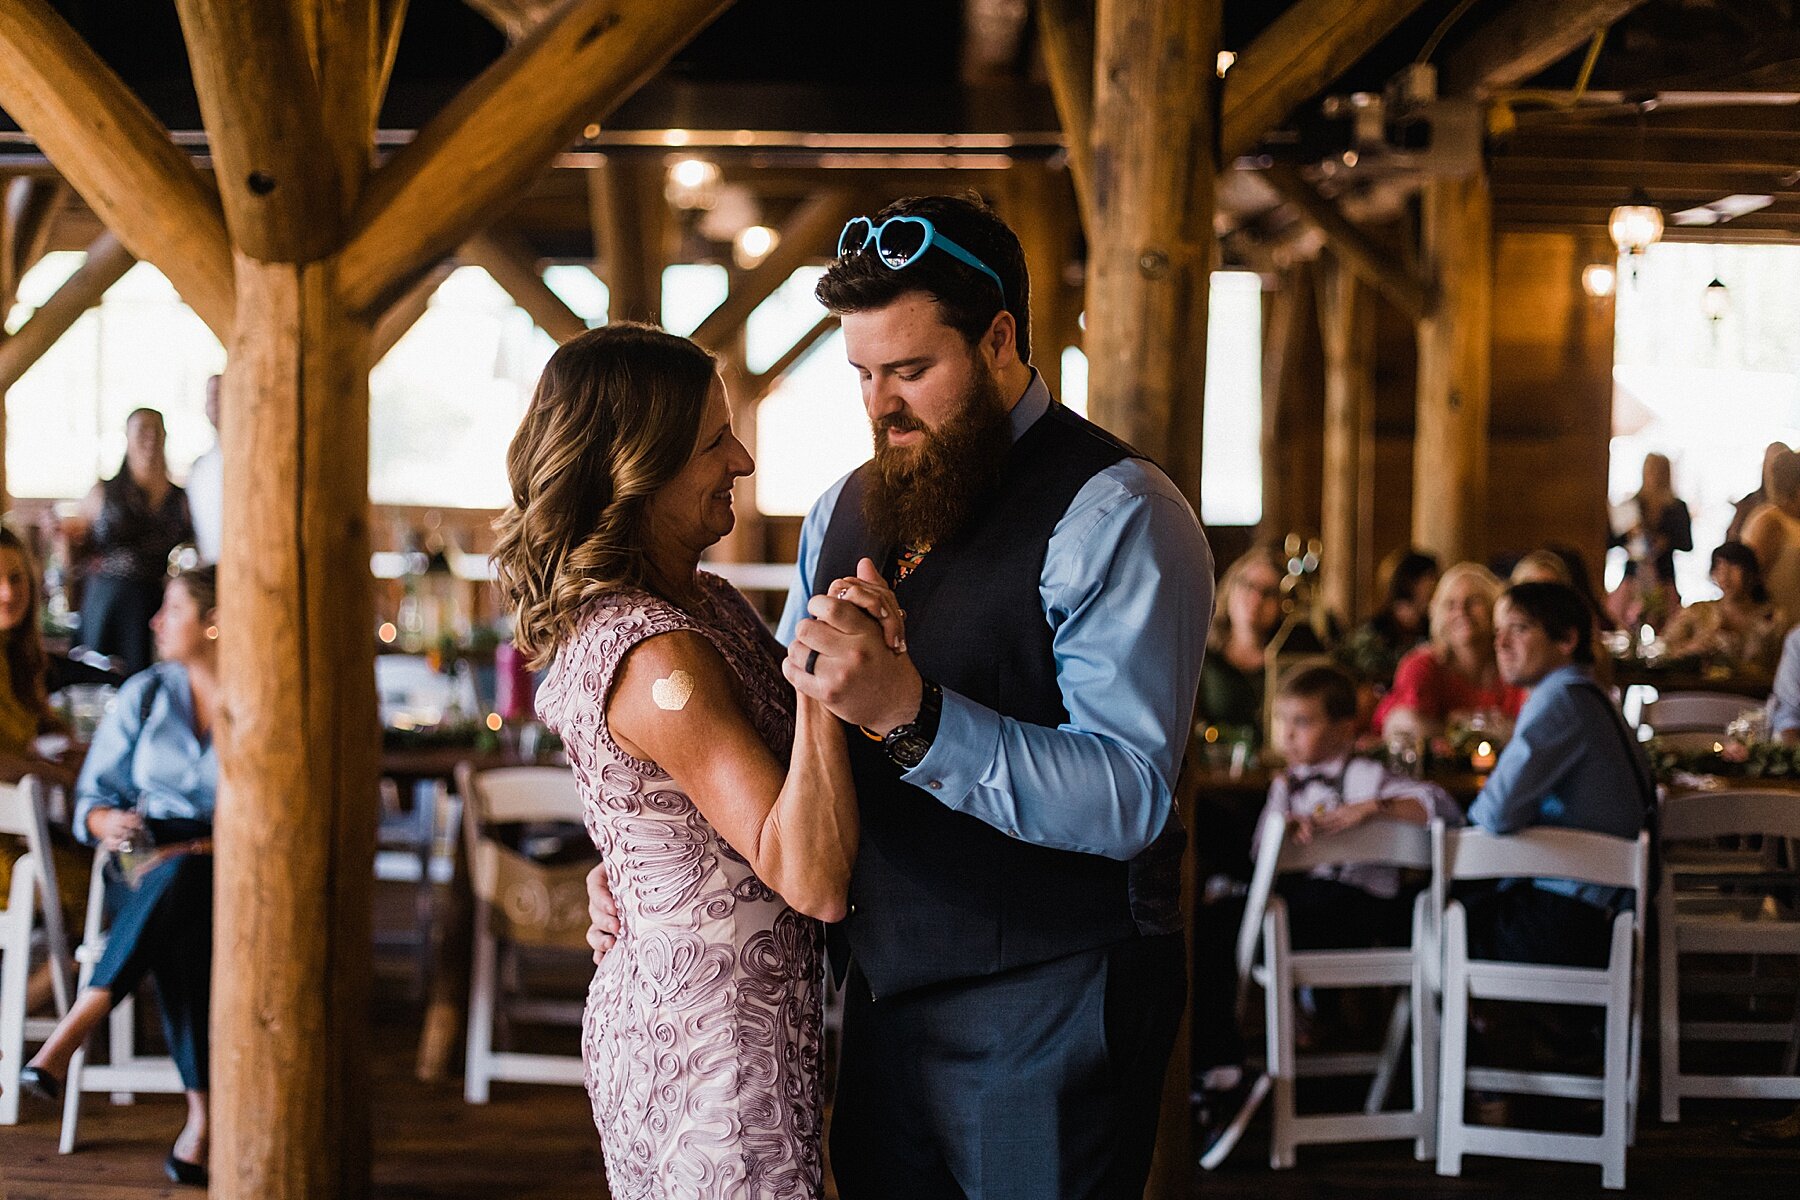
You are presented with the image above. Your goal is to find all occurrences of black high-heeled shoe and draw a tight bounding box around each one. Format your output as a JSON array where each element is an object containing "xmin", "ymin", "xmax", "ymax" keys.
[
  {"xmin": 17, "ymin": 1065, "xmax": 62, "ymax": 1106},
  {"xmin": 165, "ymin": 1151, "xmax": 209, "ymax": 1188}
]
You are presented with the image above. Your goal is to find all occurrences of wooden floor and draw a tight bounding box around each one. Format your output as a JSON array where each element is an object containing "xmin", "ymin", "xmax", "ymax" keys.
[{"xmin": 4, "ymin": 880, "xmax": 1798, "ymax": 1198}]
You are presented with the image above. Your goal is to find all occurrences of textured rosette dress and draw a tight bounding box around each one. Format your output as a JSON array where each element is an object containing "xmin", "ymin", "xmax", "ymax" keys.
[{"xmin": 537, "ymin": 571, "xmax": 824, "ymax": 1200}]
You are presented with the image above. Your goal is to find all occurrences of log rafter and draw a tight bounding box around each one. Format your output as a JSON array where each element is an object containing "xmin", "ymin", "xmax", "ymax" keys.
[
  {"xmin": 0, "ymin": 231, "xmax": 136, "ymax": 394},
  {"xmin": 1261, "ymin": 164, "xmax": 1431, "ymax": 321},
  {"xmin": 338, "ymin": 0, "xmax": 737, "ymax": 318},
  {"xmin": 1440, "ymin": 0, "xmax": 1650, "ymax": 98},
  {"xmin": 461, "ymin": 228, "xmax": 588, "ymax": 342},
  {"xmin": 0, "ymin": 0, "xmax": 234, "ymax": 335},
  {"xmin": 744, "ymin": 312, "xmax": 839, "ymax": 404},
  {"xmin": 689, "ymin": 188, "xmax": 860, "ymax": 354}
]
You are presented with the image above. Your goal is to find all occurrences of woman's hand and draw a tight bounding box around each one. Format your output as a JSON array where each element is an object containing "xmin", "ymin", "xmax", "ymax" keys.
[
  {"xmin": 85, "ymin": 806, "xmax": 144, "ymax": 852},
  {"xmin": 821, "ymin": 558, "xmax": 906, "ymax": 654},
  {"xmin": 585, "ymin": 862, "xmax": 620, "ymax": 965}
]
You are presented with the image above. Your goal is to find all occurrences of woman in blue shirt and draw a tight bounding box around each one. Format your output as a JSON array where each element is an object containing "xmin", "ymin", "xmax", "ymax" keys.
[{"xmin": 20, "ymin": 564, "xmax": 218, "ymax": 1188}]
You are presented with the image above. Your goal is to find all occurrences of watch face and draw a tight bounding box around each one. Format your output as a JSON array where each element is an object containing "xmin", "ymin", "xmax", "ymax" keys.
[{"xmin": 890, "ymin": 733, "xmax": 931, "ymax": 769}]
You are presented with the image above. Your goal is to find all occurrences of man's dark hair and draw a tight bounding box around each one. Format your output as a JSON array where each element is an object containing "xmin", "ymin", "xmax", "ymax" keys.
[
  {"xmin": 1499, "ymin": 581, "xmax": 1594, "ymax": 664},
  {"xmin": 816, "ymin": 192, "xmax": 1032, "ymax": 363},
  {"xmin": 1276, "ymin": 663, "xmax": 1359, "ymax": 723}
]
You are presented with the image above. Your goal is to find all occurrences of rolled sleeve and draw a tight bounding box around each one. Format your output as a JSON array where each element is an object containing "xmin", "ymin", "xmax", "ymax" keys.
[
  {"xmin": 777, "ymin": 472, "xmax": 851, "ymax": 647},
  {"xmin": 72, "ymin": 674, "xmax": 152, "ymax": 844}
]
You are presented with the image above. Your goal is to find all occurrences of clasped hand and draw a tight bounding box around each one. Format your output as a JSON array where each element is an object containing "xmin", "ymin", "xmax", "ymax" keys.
[{"xmin": 783, "ymin": 557, "xmax": 921, "ymax": 736}]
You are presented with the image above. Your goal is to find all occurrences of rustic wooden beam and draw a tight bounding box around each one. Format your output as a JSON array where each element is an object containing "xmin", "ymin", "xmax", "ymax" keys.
[
  {"xmin": 1413, "ymin": 172, "xmax": 1492, "ymax": 564},
  {"xmin": 371, "ymin": 260, "xmax": 456, "ymax": 363},
  {"xmin": 1034, "ymin": 0, "xmax": 1097, "ymax": 230},
  {"xmin": 1441, "ymin": 0, "xmax": 1648, "ymax": 98},
  {"xmin": 1, "ymin": 177, "xmax": 63, "ymax": 313},
  {"xmin": 587, "ymin": 155, "xmax": 665, "ymax": 323},
  {"xmin": 338, "ymin": 0, "xmax": 737, "ymax": 317},
  {"xmin": 1221, "ymin": 0, "xmax": 1431, "ymax": 162},
  {"xmin": 689, "ymin": 189, "xmax": 859, "ymax": 353},
  {"xmin": 0, "ymin": 231, "xmax": 136, "ymax": 394},
  {"xmin": 214, "ymin": 255, "xmax": 380, "ymax": 1200},
  {"xmin": 745, "ymin": 312, "xmax": 838, "ymax": 404},
  {"xmin": 1085, "ymin": 0, "xmax": 1218, "ymax": 508},
  {"xmin": 298, "ymin": 0, "xmax": 387, "ymax": 211},
  {"xmin": 1316, "ymin": 254, "xmax": 1377, "ymax": 623},
  {"xmin": 174, "ymin": 0, "xmax": 346, "ymax": 262},
  {"xmin": 0, "ymin": 0, "xmax": 234, "ymax": 335},
  {"xmin": 1003, "ymin": 160, "xmax": 1075, "ymax": 397},
  {"xmin": 376, "ymin": 0, "xmax": 410, "ymax": 112},
  {"xmin": 461, "ymin": 228, "xmax": 588, "ymax": 342},
  {"xmin": 1261, "ymin": 164, "xmax": 1431, "ymax": 322},
  {"xmin": 1084, "ymin": 4, "xmax": 1219, "ymax": 1189}
]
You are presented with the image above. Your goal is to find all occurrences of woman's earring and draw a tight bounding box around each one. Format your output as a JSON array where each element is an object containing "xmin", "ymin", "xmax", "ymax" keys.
[{"xmin": 205, "ymin": 626, "xmax": 220, "ymax": 640}]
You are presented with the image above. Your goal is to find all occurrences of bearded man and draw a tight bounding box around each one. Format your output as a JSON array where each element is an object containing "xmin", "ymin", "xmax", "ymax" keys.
[{"xmin": 779, "ymin": 193, "xmax": 1214, "ymax": 1199}]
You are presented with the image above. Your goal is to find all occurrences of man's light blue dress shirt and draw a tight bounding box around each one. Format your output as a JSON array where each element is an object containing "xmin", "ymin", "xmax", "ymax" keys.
[
  {"xmin": 1769, "ymin": 624, "xmax": 1800, "ymax": 738},
  {"xmin": 777, "ymin": 373, "xmax": 1213, "ymax": 862}
]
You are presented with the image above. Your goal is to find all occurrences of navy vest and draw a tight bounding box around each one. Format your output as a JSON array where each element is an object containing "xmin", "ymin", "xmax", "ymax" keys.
[{"xmin": 815, "ymin": 402, "xmax": 1185, "ymax": 998}]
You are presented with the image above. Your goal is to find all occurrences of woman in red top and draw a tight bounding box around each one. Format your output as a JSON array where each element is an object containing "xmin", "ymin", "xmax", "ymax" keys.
[{"xmin": 1374, "ymin": 561, "xmax": 1526, "ymax": 738}]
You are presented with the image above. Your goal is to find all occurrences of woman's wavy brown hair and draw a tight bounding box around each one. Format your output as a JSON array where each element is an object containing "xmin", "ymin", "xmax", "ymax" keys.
[
  {"xmin": 493, "ymin": 323, "xmax": 718, "ymax": 668},
  {"xmin": 0, "ymin": 526, "xmax": 51, "ymax": 722}
]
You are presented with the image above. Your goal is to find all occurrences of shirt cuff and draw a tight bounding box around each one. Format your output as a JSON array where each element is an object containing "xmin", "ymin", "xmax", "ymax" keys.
[{"xmin": 900, "ymin": 686, "xmax": 1000, "ymax": 811}]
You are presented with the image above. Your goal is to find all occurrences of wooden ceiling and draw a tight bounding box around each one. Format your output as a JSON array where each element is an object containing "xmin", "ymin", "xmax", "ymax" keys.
[{"xmin": 4, "ymin": 0, "xmax": 1800, "ymax": 269}]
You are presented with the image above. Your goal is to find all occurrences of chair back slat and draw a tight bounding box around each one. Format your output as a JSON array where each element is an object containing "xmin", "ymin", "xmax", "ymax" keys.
[
  {"xmin": 1641, "ymin": 691, "xmax": 1760, "ymax": 734},
  {"xmin": 458, "ymin": 765, "xmax": 584, "ymax": 827},
  {"xmin": 1434, "ymin": 825, "xmax": 1648, "ymax": 892},
  {"xmin": 1659, "ymin": 789, "xmax": 1800, "ymax": 843},
  {"xmin": 0, "ymin": 780, "xmax": 33, "ymax": 838}
]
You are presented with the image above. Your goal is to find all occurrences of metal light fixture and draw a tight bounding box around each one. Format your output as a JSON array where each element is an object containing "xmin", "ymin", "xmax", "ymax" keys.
[
  {"xmin": 665, "ymin": 158, "xmax": 721, "ymax": 210},
  {"xmin": 1701, "ymin": 276, "xmax": 1730, "ymax": 323},
  {"xmin": 1608, "ymin": 187, "xmax": 1664, "ymax": 258},
  {"xmin": 1582, "ymin": 263, "xmax": 1617, "ymax": 298}
]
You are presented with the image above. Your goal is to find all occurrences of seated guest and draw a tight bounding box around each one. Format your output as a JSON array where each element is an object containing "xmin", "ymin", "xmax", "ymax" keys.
[
  {"xmin": 1193, "ymin": 664, "xmax": 1458, "ymax": 1146},
  {"xmin": 1338, "ymin": 548, "xmax": 1438, "ymax": 691},
  {"xmin": 19, "ymin": 565, "xmax": 219, "ymax": 1188},
  {"xmin": 1464, "ymin": 582, "xmax": 1655, "ymax": 967},
  {"xmin": 1770, "ymin": 623, "xmax": 1800, "ymax": 744},
  {"xmin": 1662, "ymin": 542, "xmax": 1783, "ymax": 670},
  {"xmin": 1196, "ymin": 546, "xmax": 1287, "ymax": 745},
  {"xmin": 1743, "ymin": 448, "xmax": 1800, "ymax": 625},
  {"xmin": 1375, "ymin": 562, "xmax": 1524, "ymax": 740},
  {"xmin": 1509, "ymin": 549, "xmax": 1571, "ymax": 588}
]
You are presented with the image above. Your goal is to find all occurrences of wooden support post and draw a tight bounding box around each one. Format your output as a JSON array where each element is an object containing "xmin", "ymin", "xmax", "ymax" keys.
[
  {"xmin": 1413, "ymin": 172, "xmax": 1492, "ymax": 565},
  {"xmin": 689, "ymin": 189, "xmax": 858, "ymax": 353},
  {"xmin": 1317, "ymin": 254, "xmax": 1377, "ymax": 624},
  {"xmin": 462, "ymin": 229, "xmax": 587, "ymax": 342},
  {"xmin": 214, "ymin": 256, "xmax": 379, "ymax": 1200},
  {"xmin": 0, "ymin": 0, "xmax": 235, "ymax": 335},
  {"xmin": 0, "ymin": 231, "xmax": 136, "ymax": 394},
  {"xmin": 1004, "ymin": 161, "xmax": 1074, "ymax": 398},
  {"xmin": 589, "ymin": 156, "xmax": 665, "ymax": 323},
  {"xmin": 1083, "ymin": 0, "xmax": 1219, "ymax": 508},
  {"xmin": 1, "ymin": 178, "xmax": 62, "ymax": 314},
  {"xmin": 1034, "ymin": 0, "xmax": 1097, "ymax": 231},
  {"xmin": 1084, "ymin": 5, "xmax": 1217, "ymax": 1195}
]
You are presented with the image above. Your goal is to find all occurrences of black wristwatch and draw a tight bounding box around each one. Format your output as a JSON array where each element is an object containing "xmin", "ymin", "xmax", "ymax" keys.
[{"xmin": 882, "ymin": 680, "xmax": 943, "ymax": 770}]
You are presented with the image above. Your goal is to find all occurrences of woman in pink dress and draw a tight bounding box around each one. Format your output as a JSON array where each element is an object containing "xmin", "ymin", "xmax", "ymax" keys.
[
  {"xmin": 493, "ymin": 324, "xmax": 892, "ymax": 1199},
  {"xmin": 1373, "ymin": 561, "xmax": 1525, "ymax": 739}
]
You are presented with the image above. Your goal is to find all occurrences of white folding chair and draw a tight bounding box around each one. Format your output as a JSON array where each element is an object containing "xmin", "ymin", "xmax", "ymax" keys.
[
  {"xmin": 460, "ymin": 764, "xmax": 593, "ymax": 1103},
  {"xmin": 1220, "ymin": 809, "xmax": 1437, "ymax": 1169},
  {"xmin": 1433, "ymin": 824, "xmax": 1649, "ymax": 1191},
  {"xmin": 1657, "ymin": 790, "xmax": 1800, "ymax": 1122},
  {"xmin": 0, "ymin": 776, "xmax": 73, "ymax": 1125},
  {"xmin": 60, "ymin": 845, "xmax": 184, "ymax": 1154},
  {"xmin": 1640, "ymin": 691, "xmax": 1761, "ymax": 737}
]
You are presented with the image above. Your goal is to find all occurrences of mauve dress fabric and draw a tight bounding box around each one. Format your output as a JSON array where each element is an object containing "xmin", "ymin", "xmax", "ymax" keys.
[{"xmin": 538, "ymin": 571, "xmax": 822, "ymax": 1200}]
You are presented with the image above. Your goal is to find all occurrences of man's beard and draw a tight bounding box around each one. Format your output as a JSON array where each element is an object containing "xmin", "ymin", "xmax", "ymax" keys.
[{"xmin": 863, "ymin": 368, "xmax": 1014, "ymax": 550}]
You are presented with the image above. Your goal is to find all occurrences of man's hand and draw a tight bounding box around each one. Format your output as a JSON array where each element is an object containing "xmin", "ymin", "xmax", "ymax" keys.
[
  {"xmin": 585, "ymin": 861, "xmax": 621, "ymax": 966},
  {"xmin": 785, "ymin": 558, "xmax": 923, "ymax": 736}
]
